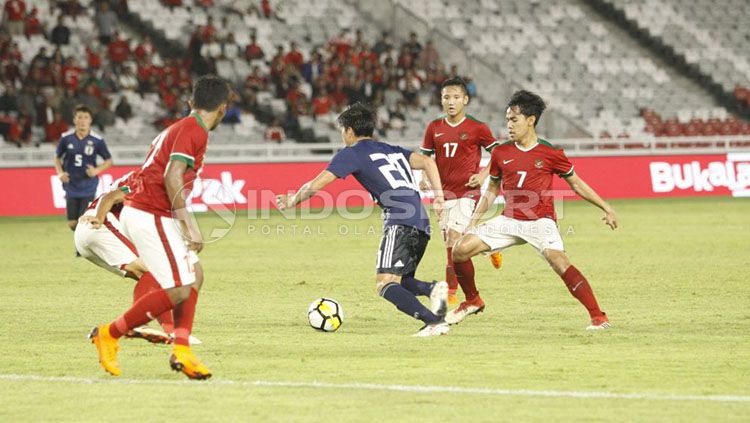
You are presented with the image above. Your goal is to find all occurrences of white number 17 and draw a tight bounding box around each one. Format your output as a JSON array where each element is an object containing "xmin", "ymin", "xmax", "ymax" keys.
[{"xmin": 516, "ymin": 171, "xmax": 527, "ymax": 187}]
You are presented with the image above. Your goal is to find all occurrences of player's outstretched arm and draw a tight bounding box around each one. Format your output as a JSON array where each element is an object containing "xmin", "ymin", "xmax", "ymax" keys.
[
  {"xmin": 409, "ymin": 153, "xmax": 444, "ymax": 217},
  {"xmin": 276, "ymin": 170, "xmax": 337, "ymax": 210},
  {"xmin": 564, "ymin": 173, "xmax": 618, "ymax": 230},
  {"xmin": 165, "ymin": 159, "xmax": 204, "ymax": 252},
  {"xmin": 466, "ymin": 177, "xmax": 501, "ymax": 231}
]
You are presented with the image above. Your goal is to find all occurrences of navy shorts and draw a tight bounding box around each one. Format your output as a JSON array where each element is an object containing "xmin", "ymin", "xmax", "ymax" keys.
[
  {"xmin": 376, "ymin": 225, "xmax": 429, "ymax": 276},
  {"xmin": 66, "ymin": 196, "xmax": 94, "ymax": 221}
]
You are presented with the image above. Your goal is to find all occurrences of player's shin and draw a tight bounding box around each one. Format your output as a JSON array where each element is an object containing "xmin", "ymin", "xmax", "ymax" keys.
[
  {"xmin": 108, "ymin": 289, "xmax": 175, "ymax": 338},
  {"xmin": 401, "ymin": 276, "xmax": 434, "ymax": 296},
  {"xmin": 453, "ymin": 258, "xmax": 479, "ymax": 301},
  {"xmin": 446, "ymin": 247, "xmax": 458, "ymax": 291},
  {"xmin": 172, "ymin": 287, "xmax": 198, "ymax": 346},
  {"xmin": 561, "ymin": 265, "xmax": 603, "ymax": 318},
  {"xmin": 379, "ymin": 282, "xmax": 441, "ymax": 324},
  {"xmin": 133, "ymin": 272, "xmax": 175, "ymax": 333}
]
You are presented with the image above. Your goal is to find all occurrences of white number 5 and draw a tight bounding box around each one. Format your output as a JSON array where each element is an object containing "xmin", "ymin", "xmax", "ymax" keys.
[{"xmin": 516, "ymin": 171, "xmax": 527, "ymax": 187}]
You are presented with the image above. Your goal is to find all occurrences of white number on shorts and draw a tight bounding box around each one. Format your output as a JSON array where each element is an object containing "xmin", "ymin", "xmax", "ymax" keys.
[
  {"xmin": 443, "ymin": 142, "xmax": 458, "ymax": 157},
  {"xmin": 517, "ymin": 171, "xmax": 527, "ymax": 187}
]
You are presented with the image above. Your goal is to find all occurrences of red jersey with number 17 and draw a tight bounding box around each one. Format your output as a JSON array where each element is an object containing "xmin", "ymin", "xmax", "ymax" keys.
[
  {"xmin": 126, "ymin": 113, "xmax": 209, "ymax": 217},
  {"xmin": 421, "ymin": 115, "xmax": 498, "ymax": 199},
  {"xmin": 488, "ymin": 139, "xmax": 574, "ymax": 221}
]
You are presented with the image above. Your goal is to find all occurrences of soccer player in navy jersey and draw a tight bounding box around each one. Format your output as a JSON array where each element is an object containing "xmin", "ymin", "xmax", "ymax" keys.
[
  {"xmin": 449, "ymin": 90, "xmax": 617, "ymax": 329},
  {"xmin": 276, "ymin": 103, "xmax": 451, "ymax": 337},
  {"xmin": 54, "ymin": 105, "xmax": 113, "ymax": 232}
]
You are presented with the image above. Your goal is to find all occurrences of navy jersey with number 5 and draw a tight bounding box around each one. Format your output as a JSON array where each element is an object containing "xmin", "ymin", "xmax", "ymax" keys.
[
  {"xmin": 55, "ymin": 129, "xmax": 112, "ymax": 198},
  {"xmin": 326, "ymin": 139, "xmax": 430, "ymax": 235}
]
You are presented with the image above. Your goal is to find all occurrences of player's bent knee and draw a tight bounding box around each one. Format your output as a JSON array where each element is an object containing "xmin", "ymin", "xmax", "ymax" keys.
[
  {"xmin": 167, "ymin": 285, "xmax": 192, "ymax": 304},
  {"xmin": 375, "ymin": 273, "xmax": 400, "ymax": 294},
  {"xmin": 543, "ymin": 249, "xmax": 570, "ymax": 275}
]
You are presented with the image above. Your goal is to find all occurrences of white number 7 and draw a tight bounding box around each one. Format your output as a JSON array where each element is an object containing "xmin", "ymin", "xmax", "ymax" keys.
[{"xmin": 516, "ymin": 171, "xmax": 527, "ymax": 187}]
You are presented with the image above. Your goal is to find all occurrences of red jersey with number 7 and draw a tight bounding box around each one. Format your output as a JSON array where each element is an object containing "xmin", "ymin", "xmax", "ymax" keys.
[
  {"xmin": 126, "ymin": 113, "xmax": 209, "ymax": 217},
  {"xmin": 488, "ymin": 139, "xmax": 574, "ymax": 221},
  {"xmin": 420, "ymin": 115, "xmax": 498, "ymax": 200}
]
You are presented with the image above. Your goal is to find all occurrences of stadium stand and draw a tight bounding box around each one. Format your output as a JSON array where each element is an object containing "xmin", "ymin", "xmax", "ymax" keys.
[{"xmin": 0, "ymin": 0, "xmax": 748, "ymax": 165}]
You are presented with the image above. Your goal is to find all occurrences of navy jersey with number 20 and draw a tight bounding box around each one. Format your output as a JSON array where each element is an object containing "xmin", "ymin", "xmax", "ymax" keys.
[{"xmin": 326, "ymin": 139, "xmax": 430, "ymax": 235}]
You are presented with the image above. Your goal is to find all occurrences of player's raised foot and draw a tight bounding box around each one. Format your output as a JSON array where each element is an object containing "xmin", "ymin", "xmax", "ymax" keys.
[
  {"xmin": 413, "ymin": 321, "xmax": 450, "ymax": 337},
  {"xmin": 489, "ymin": 252, "xmax": 503, "ymax": 269},
  {"xmin": 169, "ymin": 344, "xmax": 212, "ymax": 380},
  {"xmin": 88, "ymin": 324, "xmax": 121, "ymax": 376},
  {"xmin": 447, "ymin": 288, "xmax": 459, "ymax": 306},
  {"xmin": 125, "ymin": 326, "xmax": 171, "ymax": 344},
  {"xmin": 429, "ymin": 281, "xmax": 449, "ymax": 316},
  {"xmin": 586, "ymin": 312, "xmax": 612, "ymax": 331},
  {"xmin": 444, "ymin": 295, "xmax": 486, "ymax": 325}
]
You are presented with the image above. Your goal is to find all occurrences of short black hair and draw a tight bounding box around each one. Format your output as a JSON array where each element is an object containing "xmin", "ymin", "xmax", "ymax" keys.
[
  {"xmin": 441, "ymin": 77, "xmax": 468, "ymax": 96},
  {"xmin": 337, "ymin": 102, "xmax": 375, "ymax": 137},
  {"xmin": 74, "ymin": 105, "xmax": 93, "ymax": 117},
  {"xmin": 507, "ymin": 90, "xmax": 546, "ymax": 127},
  {"xmin": 191, "ymin": 75, "xmax": 230, "ymax": 111}
]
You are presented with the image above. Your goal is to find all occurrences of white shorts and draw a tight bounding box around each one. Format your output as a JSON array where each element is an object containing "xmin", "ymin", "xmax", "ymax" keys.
[
  {"xmin": 119, "ymin": 206, "xmax": 198, "ymax": 289},
  {"xmin": 471, "ymin": 215, "xmax": 564, "ymax": 254},
  {"xmin": 74, "ymin": 210, "xmax": 139, "ymax": 277},
  {"xmin": 439, "ymin": 198, "xmax": 477, "ymax": 234}
]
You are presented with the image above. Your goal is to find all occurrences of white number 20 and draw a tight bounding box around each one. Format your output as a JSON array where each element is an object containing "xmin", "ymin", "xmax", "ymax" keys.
[{"xmin": 516, "ymin": 171, "xmax": 527, "ymax": 187}]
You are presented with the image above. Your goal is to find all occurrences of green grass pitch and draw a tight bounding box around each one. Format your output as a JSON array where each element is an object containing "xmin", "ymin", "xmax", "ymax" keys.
[{"xmin": 0, "ymin": 197, "xmax": 748, "ymax": 421}]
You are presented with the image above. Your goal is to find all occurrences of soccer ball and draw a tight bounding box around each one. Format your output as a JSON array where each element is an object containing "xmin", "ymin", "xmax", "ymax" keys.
[{"xmin": 307, "ymin": 298, "xmax": 344, "ymax": 332}]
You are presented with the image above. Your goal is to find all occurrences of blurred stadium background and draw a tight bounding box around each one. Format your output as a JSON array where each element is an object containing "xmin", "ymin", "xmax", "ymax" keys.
[{"xmin": 0, "ymin": 0, "xmax": 748, "ymax": 168}]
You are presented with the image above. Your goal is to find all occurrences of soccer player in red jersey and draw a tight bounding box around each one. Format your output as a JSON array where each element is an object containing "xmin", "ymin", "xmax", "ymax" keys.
[
  {"xmin": 89, "ymin": 75, "xmax": 230, "ymax": 378},
  {"xmin": 419, "ymin": 77, "xmax": 502, "ymax": 306},
  {"xmin": 449, "ymin": 90, "xmax": 617, "ymax": 329}
]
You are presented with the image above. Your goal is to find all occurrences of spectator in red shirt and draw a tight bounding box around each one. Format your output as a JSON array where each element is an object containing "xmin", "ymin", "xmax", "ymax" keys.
[
  {"xmin": 284, "ymin": 41, "xmax": 304, "ymax": 70},
  {"xmin": 107, "ymin": 32, "xmax": 131, "ymax": 75},
  {"xmin": 134, "ymin": 35, "xmax": 154, "ymax": 60},
  {"xmin": 3, "ymin": 0, "xmax": 26, "ymax": 36},
  {"xmin": 311, "ymin": 88, "xmax": 333, "ymax": 117},
  {"xmin": 86, "ymin": 46, "xmax": 102, "ymax": 70},
  {"xmin": 261, "ymin": 0, "xmax": 272, "ymax": 18},
  {"xmin": 265, "ymin": 118, "xmax": 286, "ymax": 142},
  {"xmin": 44, "ymin": 110, "xmax": 68, "ymax": 143},
  {"xmin": 329, "ymin": 30, "xmax": 352, "ymax": 58},
  {"xmin": 201, "ymin": 16, "xmax": 216, "ymax": 42},
  {"xmin": 244, "ymin": 65, "xmax": 267, "ymax": 91},
  {"xmin": 244, "ymin": 34, "xmax": 264, "ymax": 61},
  {"xmin": 61, "ymin": 57, "xmax": 83, "ymax": 91},
  {"xmin": 24, "ymin": 7, "xmax": 43, "ymax": 37}
]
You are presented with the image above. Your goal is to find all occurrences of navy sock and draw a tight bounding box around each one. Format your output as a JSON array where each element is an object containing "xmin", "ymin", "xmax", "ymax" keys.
[
  {"xmin": 401, "ymin": 276, "xmax": 434, "ymax": 297},
  {"xmin": 380, "ymin": 282, "xmax": 440, "ymax": 324}
]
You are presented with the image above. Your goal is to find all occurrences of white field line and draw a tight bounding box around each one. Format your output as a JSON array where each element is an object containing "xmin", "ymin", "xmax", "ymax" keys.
[{"xmin": 0, "ymin": 374, "xmax": 748, "ymax": 403}]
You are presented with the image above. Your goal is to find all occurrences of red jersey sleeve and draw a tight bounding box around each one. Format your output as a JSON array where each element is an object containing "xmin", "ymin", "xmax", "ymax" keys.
[
  {"xmin": 420, "ymin": 121, "xmax": 435, "ymax": 156},
  {"xmin": 488, "ymin": 147, "xmax": 503, "ymax": 180},
  {"xmin": 477, "ymin": 123, "xmax": 498, "ymax": 152},
  {"xmin": 550, "ymin": 148, "xmax": 575, "ymax": 178},
  {"xmin": 169, "ymin": 124, "xmax": 207, "ymax": 169}
]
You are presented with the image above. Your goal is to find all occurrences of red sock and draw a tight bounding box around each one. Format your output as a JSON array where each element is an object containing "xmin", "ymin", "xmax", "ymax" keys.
[
  {"xmin": 561, "ymin": 265, "xmax": 603, "ymax": 318},
  {"xmin": 453, "ymin": 258, "xmax": 479, "ymax": 301},
  {"xmin": 172, "ymin": 288, "xmax": 198, "ymax": 346},
  {"xmin": 108, "ymin": 288, "xmax": 174, "ymax": 338},
  {"xmin": 132, "ymin": 272, "xmax": 174, "ymax": 333},
  {"xmin": 446, "ymin": 247, "xmax": 458, "ymax": 291}
]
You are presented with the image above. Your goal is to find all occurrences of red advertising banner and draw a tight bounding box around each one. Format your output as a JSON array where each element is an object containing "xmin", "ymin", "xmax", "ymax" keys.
[{"xmin": 1, "ymin": 152, "xmax": 748, "ymax": 216}]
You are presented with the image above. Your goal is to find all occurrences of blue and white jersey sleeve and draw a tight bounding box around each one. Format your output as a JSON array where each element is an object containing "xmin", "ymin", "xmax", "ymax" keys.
[
  {"xmin": 96, "ymin": 139, "xmax": 112, "ymax": 160},
  {"xmin": 55, "ymin": 138, "xmax": 66, "ymax": 158},
  {"xmin": 326, "ymin": 147, "xmax": 360, "ymax": 179}
]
